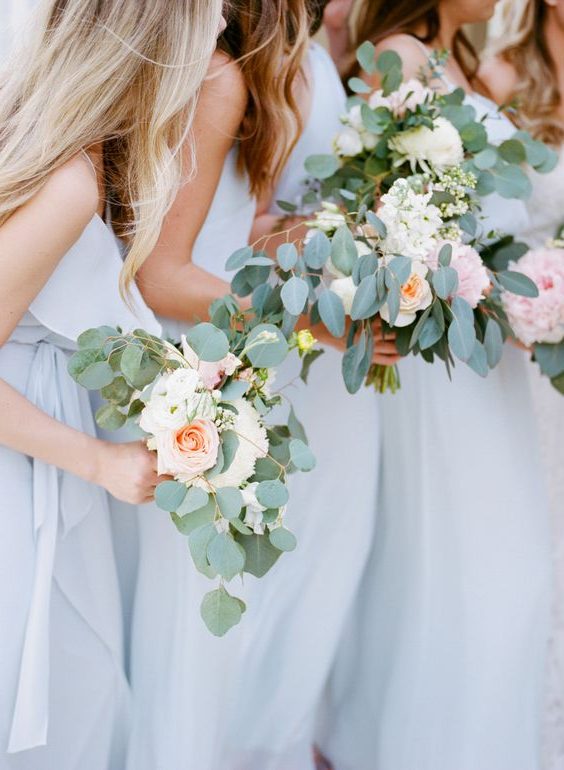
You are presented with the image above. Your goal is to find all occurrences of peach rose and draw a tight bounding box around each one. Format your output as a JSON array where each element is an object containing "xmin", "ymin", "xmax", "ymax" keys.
[
  {"xmin": 156, "ymin": 418, "xmax": 220, "ymax": 483},
  {"xmin": 380, "ymin": 261, "xmax": 433, "ymax": 327}
]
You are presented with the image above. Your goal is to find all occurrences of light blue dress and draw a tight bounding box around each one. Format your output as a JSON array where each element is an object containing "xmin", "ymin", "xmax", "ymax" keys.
[
  {"xmin": 214, "ymin": 43, "xmax": 382, "ymax": 770},
  {"xmin": 317, "ymin": 87, "xmax": 552, "ymax": 770},
  {"xmin": 0, "ymin": 212, "xmax": 160, "ymax": 769}
]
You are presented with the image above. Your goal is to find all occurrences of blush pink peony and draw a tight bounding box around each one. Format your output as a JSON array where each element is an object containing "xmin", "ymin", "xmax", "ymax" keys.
[
  {"xmin": 502, "ymin": 248, "xmax": 564, "ymax": 346},
  {"xmin": 431, "ymin": 240, "xmax": 490, "ymax": 308}
]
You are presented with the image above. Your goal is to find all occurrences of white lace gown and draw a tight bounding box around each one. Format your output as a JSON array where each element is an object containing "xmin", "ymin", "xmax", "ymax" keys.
[
  {"xmin": 215, "ymin": 43, "xmax": 381, "ymax": 770},
  {"xmin": 0, "ymin": 214, "xmax": 160, "ymax": 770},
  {"xmin": 125, "ymin": 150, "xmax": 257, "ymax": 770},
  {"xmin": 317, "ymin": 92, "xmax": 552, "ymax": 770},
  {"xmin": 520, "ymin": 149, "xmax": 564, "ymax": 770}
]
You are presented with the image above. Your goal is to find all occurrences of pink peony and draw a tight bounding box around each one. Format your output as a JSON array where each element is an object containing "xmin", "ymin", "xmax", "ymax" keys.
[
  {"xmin": 502, "ymin": 248, "xmax": 564, "ymax": 346},
  {"xmin": 155, "ymin": 418, "xmax": 220, "ymax": 483},
  {"xmin": 430, "ymin": 241, "xmax": 490, "ymax": 308}
]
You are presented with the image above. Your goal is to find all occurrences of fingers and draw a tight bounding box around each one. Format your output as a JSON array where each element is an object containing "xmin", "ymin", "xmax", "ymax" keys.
[
  {"xmin": 373, "ymin": 341, "xmax": 399, "ymax": 355},
  {"xmin": 372, "ymin": 354, "xmax": 402, "ymax": 366}
]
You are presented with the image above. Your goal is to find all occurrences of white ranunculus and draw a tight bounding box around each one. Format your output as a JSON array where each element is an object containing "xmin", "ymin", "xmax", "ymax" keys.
[
  {"xmin": 334, "ymin": 127, "xmax": 364, "ymax": 158},
  {"xmin": 330, "ymin": 276, "xmax": 357, "ymax": 315},
  {"xmin": 165, "ymin": 366, "xmax": 202, "ymax": 405},
  {"xmin": 241, "ymin": 482, "xmax": 267, "ymax": 534},
  {"xmin": 140, "ymin": 392, "xmax": 187, "ymax": 435},
  {"xmin": 388, "ymin": 117, "xmax": 464, "ymax": 171},
  {"xmin": 380, "ymin": 261, "xmax": 433, "ymax": 327},
  {"xmin": 211, "ymin": 399, "xmax": 268, "ymax": 489}
]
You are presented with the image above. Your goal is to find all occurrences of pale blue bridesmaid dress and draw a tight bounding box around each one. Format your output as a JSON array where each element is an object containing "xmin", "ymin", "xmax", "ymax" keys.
[
  {"xmin": 125, "ymin": 149, "xmax": 257, "ymax": 770},
  {"xmin": 0, "ymin": 208, "xmax": 160, "ymax": 770},
  {"xmin": 215, "ymin": 42, "xmax": 381, "ymax": 770},
  {"xmin": 317, "ymin": 73, "xmax": 552, "ymax": 770}
]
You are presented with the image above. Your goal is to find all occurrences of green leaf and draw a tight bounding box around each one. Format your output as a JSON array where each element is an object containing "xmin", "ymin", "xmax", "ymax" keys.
[
  {"xmin": 256, "ymin": 479, "xmax": 289, "ymax": 509},
  {"xmin": 176, "ymin": 487, "xmax": 210, "ymax": 516},
  {"xmin": 276, "ymin": 199, "xmax": 298, "ymax": 213},
  {"xmin": 498, "ymin": 139, "xmax": 527, "ymax": 164},
  {"xmin": 376, "ymin": 49, "xmax": 402, "ymax": 73},
  {"xmin": 253, "ymin": 456, "xmax": 282, "ymax": 482},
  {"xmin": 473, "ymin": 147, "xmax": 498, "ymax": 170},
  {"xmin": 387, "ymin": 256, "xmax": 412, "ymax": 285},
  {"xmin": 466, "ymin": 340, "xmax": 489, "ymax": 377},
  {"xmin": 476, "ymin": 171, "xmax": 496, "ymax": 196},
  {"xmin": 289, "ymin": 438, "xmax": 316, "ymax": 472},
  {"xmin": 494, "ymin": 164, "xmax": 532, "ymax": 199},
  {"xmin": 68, "ymin": 348, "xmax": 103, "ymax": 382},
  {"xmin": 120, "ymin": 344, "xmax": 144, "ymax": 386},
  {"xmin": 438, "ymin": 243, "xmax": 453, "ymax": 266},
  {"xmin": 304, "ymin": 154, "xmax": 339, "ymax": 180},
  {"xmin": 220, "ymin": 430, "xmax": 240, "ymax": 475},
  {"xmin": 356, "ymin": 40, "xmax": 377, "ymax": 74},
  {"xmin": 215, "ymin": 487, "xmax": 243, "ymax": 520},
  {"xmin": 245, "ymin": 324, "xmax": 288, "ymax": 367},
  {"xmin": 188, "ymin": 523, "xmax": 217, "ymax": 579},
  {"xmin": 277, "ymin": 243, "xmax": 298, "ymax": 271},
  {"xmin": 432, "ymin": 266, "xmax": 459, "ymax": 299},
  {"xmin": 460, "ymin": 122, "xmax": 488, "ymax": 152},
  {"xmin": 300, "ymin": 347, "xmax": 324, "ymax": 384},
  {"xmin": 269, "ymin": 527, "xmax": 297, "ymax": 552},
  {"xmin": 348, "ymin": 77, "xmax": 372, "ymax": 94},
  {"xmin": 239, "ymin": 534, "xmax": 281, "ymax": 578},
  {"xmin": 350, "ymin": 274, "xmax": 377, "ymax": 321},
  {"xmin": 77, "ymin": 326, "xmax": 116, "ymax": 350},
  {"xmin": 418, "ymin": 316, "xmax": 443, "ymax": 351},
  {"xmin": 184, "ymin": 323, "xmax": 230, "ymax": 363},
  {"xmin": 220, "ymin": 380, "xmax": 249, "ymax": 401},
  {"xmin": 77, "ymin": 360, "xmax": 115, "ymax": 390},
  {"xmin": 155, "ymin": 480, "xmax": 188, "ymax": 512},
  {"xmin": 550, "ymin": 371, "xmax": 564, "ymax": 394},
  {"xmin": 304, "ymin": 231, "xmax": 331, "ymax": 269},
  {"xmin": 171, "ymin": 499, "xmax": 215, "ymax": 535},
  {"xmin": 535, "ymin": 342, "xmax": 564, "ymax": 378},
  {"xmin": 448, "ymin": 296, "xmax": 476, "ymax": 362},
  {"xmin": 318, "ymin": 290, "xmax": 346, "ymax": 337},
  {"xmin": 288, "ymin": 406, "xmax": 308, "ymax": 444},
  {"xmin": 200, "ymin": 586, "xmax": 242, "ymax": 637},
  {"xmin": 331, "ymin": 225, "xmax": 357, "ymax": 277},
  {"xmin": 366, "ymin": 211, "xmax": 387, "ymax": 238},
  {"xmin": 226, "ymin": 246, "xmax": 253, "ymax": 272},
  {"xmin": 484, "ymin": 319, "xmax": 503, "ymax": 368},
  {"xmin": 440, "ymin": 103, "xmax": 476, "ymax": 130},
  {"xmin": 100, "ymin": 376, "xmax": 132, "ymax": 406},
  {"xmin": 498, "ymin": 270, "xmax": 539, "ymax": 297},
  {"xmin": 95, "ymin": 403, "xmax": 126, "ymax": 431},
  {"xmin": 281, "ymin": 276, "xmax": 309, "ymax": 315},
  {"xmin": 207, "ymin": 532, "xmax": 245, "ymax": 581}
]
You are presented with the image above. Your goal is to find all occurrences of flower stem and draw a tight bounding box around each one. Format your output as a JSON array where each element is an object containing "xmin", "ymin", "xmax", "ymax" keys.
[{"xmin": 365, "ymin": 363, "xmax": 401, "ymax": 394}]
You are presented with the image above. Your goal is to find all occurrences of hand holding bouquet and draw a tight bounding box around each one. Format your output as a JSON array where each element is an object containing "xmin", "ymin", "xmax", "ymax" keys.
[{"xmin": 68, "ymin": 301, "xmax": 317, "ymax": 635}]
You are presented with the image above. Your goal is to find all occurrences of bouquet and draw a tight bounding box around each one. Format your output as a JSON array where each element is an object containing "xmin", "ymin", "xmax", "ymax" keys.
[
  {"xmin": 227, "ymin": 45, "xmax": 557, "ymax": 393},
  {"xmin": 68, "ymin": 300, "xmax": 317, "ymax": 635},
  {"xmin": 502, "ymin": 241, "xmax": 564, "ymax": 393}
]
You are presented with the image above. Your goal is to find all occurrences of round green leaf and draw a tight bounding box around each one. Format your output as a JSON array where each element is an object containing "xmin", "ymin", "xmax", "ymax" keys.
[
  {"xmin": 289, "ymin": 439, "xmax": 316, "ymax": 472},
  {"xmin": 432, "ymin": 266, "xmax": 459, "ymax": 300},
  {"xmin": 281, "ymin": 276, "xmax": 309, "ymax": 316},
  {"xmin": 473, "ymin": 147, "xmax": 498, "ymax": 170},
  {"xmin": 245, "ymin": 324, "xmax": 288, "ymax": 368},
  {"xmin": 226, "ymin": 246, "xmax": 253, "ymax": 272},
  {"xmin": 200, "ymin": 586, "xmax": 242, "ymax": 637},
  {"xmin": 304, "ymin": 231, "xmax": 331, "ymax": 269},
  {"xmin": 176, "ymin": 487, "xmax": 209, "ymax": 516},
  {"xmin": 498, "ymin": 139, "xmax": 527, "ymax": 165},
  {"xmin": 95, "ymin": 403, "xmax": 126, "ymax": 431},
  {"xmin": 238, "ymin": 533, "xmax": 281, "ymax": 577},
  {"xmin": 77, "ymin": 326, "xmax": 116, "ymax": 350},
  {"xmin": 77, "ymin": 361, "xmax": 115, "ymax": 390},
  {"xmin": 277, "ymin": 243, "xmax": 298, "ymax": 271},
  {"xmin": 155, "ymin": 480, "xmax": 188, "ymax": 513},
  {"xmin": 331, "ymin": 225, "xmax": 357, "ymax": 277},
  {"xmin": 376, "ymin": 49, "xmax": 402, "ymax": 73},
  {"xmin": 256, "ymin": 479, "xmax": 289, "ymax": 509},
  {"xmin": 207, "ymin": 532, "xmax": 245, "ymax": 581},
  {"xmin": 215, "ymin": 487, "xmax": 243, "ymax": 520},
  {"xmin": 304, "ymin": 154, "xmax": 339, "ymax": 180},
  {"xmin": 318, "ymin": 290, "xmax": 346, "ymax": 337},
  {"xmin": 185, "ymin": 323, "xmax": 230, "ymax": 363},
  {"xmin": 269, "ymin": 527, "xmax": 297, "ymax": 552}
]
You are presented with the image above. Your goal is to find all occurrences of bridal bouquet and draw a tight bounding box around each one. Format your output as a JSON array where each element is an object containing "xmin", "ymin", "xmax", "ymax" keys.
[
  {"xmin": 229, "ymin": 174, "xmax": 538, "ymax": 393},
  {"xmin": 68, "ymin": 303, "xmax": 317, "ymax": 635},
  {"xmin": 502, "ymin": 242, "xmax": 564, "ymax": 393}
]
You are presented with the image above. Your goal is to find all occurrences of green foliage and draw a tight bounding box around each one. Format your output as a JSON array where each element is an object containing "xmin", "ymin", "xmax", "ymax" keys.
[{"xmin": 200, "ymin": 586, "xmax": 243, "ymax": 637}]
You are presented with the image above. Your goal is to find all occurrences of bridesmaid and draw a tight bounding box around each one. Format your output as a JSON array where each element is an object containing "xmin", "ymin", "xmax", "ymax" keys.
[
  {"xmin": 0, "ymin": 0, "xmax": 222, "ymax": 768},
  {"xmin": 217, "ymin": 4, "xmax": 398, "ymax": 769},
  {"xmin": 126, "ymin": 3, "xmax": 310, "ymax": 769},
  {"xmin": 481, "ymin": 3, "xmax": 564, "ymax": 765},
  {"xmin": 317, "ymin": 3, "xmax": 552, "ymax": 770}
]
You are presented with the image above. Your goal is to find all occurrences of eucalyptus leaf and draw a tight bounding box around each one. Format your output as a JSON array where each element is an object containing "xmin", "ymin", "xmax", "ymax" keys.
[
  {"xmin": 155, "ymin": 480, "xmax": 188, "ymax": 513},
  {"xmin": 220, "ymin": 380, "xmax": 249, "ymax": 401},
  {"xmin": 200, "ymin": 586, "xmax": 242, "ymax": 637},
  {"xmin": 220, "ymin": 430, "xmax": 240, "ymax": 475},
  {"xmin": 304, "ymin": 154, "xmax": 339, "ymax": 180},
  {"xmin": 288, "ymin": 407, "xmax": 308, "ymax": 444},
  {"xmin": 77, "ymin": 326, "xmax": 116, "ymax": 350},
  {"xmin": 498, "ymin": 270, "xmax": 539, "ymax": 297},
  {"xmin": 101, "ymin": 376, "xmax": 132, "ymax": 406},
  {"xmin": 348, "ymin": 77, "xmax": 372, "ymax": 94},
  {"xmin": 418, "ymin": 316, "xmax": 443, "ymax": 351},
  {"xmin": 177, "ymin": 487, "xmax": 210, "ymax": 516},
  {"xmin": 448, "ymin": 296, "xmax": 477, "ymax": 362},
  {"xmin": 95, "ymin": 403, "xmax": 126, "ymax": 431},
  {"xmin": 281, "ymin": 276, "xmax": 309, "ymax": 315},
  {"xmin": 432, "ymin": 266, "xmax": 459, "ymax": 300},
  {"xmin": 277, "ymin": 243, "xmax": 298, "ymax": 271},
  {"xmin": 226, "ymin": 246, "xmax": 253, "ymax": 272},
  {"xmin": 466, "ymin": 340, "xmax": 489, "ymax": 377},
  {"xmin": 356, "ymin": 40, "xmax": 377, "ymax": 74},
  {"xmin": 245, "ymin": 324, "xmax": 288, "ymax": 367},
  {"xmin": 535, "ymin": 342, "xmax": 564, "ymax": 378},
  {"xmin": 494, "ymin": 164, "xmax": 532, "ymax": 200},
  {"xmin": 256, "ymin": 479, "xmax": 289, "ymax": 509},
  {"xmin": 239, "ymin": 534, "xmax": 281, "ymax": 578},
  {"xmin": 318, "ymin": 290, "xmax": 346, "ymax": 337},
  {"xmin": 331, "ymin": 225, "xmax": 357, "ymax": 277},
  {"xmin": 351, "ymin": 274, "xmax": 377, "ymax": 321},
  {"xmin": 185, "ymin": 323, "xmax": 230, "ymax": 362},
  {"xmin": 484, "ymin": 319, "xmax": 504, "ymax": 368},
  {"xmin": 215, "ymin": 487, "xmax": 243, "ymax": 520},
  {"xmin": 207, "ymin": 532, "xmax": 245, "ymax": 581},
  {"xmin": 77, "ymin": 360, "xmax": 115, "ymax": 390},
  {"xmin": 269, "ymin": 527, "xmax": 297, "ymax": 553},
  {"xmin": 304, "ymin": 231, "xmax": 331, "ymax": 269},
  {"xmin": 188, "ymin": 523, "xmax": 217, "ymax": 579}
]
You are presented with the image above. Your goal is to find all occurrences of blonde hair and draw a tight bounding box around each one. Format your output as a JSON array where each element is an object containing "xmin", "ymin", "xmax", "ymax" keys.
[
  {"xmin": 220, "ymin": 0, "xmax": 310, "ymax": 198},
  {"xmin": 0, "ymin": 0, "xmax": 223, "ymax": 291},
  {"xmin": 492, "ymin": 0, "xmax": 564, "ymax": 145}
]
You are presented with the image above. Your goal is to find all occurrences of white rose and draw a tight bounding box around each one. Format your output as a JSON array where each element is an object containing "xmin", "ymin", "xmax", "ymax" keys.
[
  {"xmin": 165, "ymin": 366, "xmax": 202, "ymax": 405},
  {"xmin": 380, "ymin": 261, "xmax": 433, "ymax": 327},
  {"xmin": 361, "ymin": 131, "xmax": 378, "ymax": 150},
  {"xmin": 241, "ymin": 482, "xmax": 267, "ymax": 534},
  {"xmin": 139, "ymin": 392, "xmax": 187, "ymax": 435},
  {"xmin": 346, "ymin": 104, "xmax": 364, "ymax": 131},
  {"xmin": 388, "ymin": 117, "xmax": 464, "ymax": 171},
  {"xmin": 330, "ymin": 276, "xmax": 357, "ymax": 315},
  {"xmin": 334, "ymin": 127, "xmax": 364, "ymax": 158}
]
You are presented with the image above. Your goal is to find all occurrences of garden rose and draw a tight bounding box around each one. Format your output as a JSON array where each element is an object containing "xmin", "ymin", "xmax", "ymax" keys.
[
  {"xmin": 155, "ymin": 418, "xmax": 220, "ymax": 483},
  {"xmin": 330, "ymin": 276, "xmax": 357, "ymax": 315},
  {"xmin": 181, "ymin": 336, "xmax": 242, "ymax": 390},
  {"xmin": 380, "ymin": 261, "xmax": 433, "ymax": 327},
  {"xmin": 334, "ymin": 127, "xmax": 364, "ymax": 157},
  {"xmin": 389, "ymin": 116, "xmax": 464, "ymax": 171}
]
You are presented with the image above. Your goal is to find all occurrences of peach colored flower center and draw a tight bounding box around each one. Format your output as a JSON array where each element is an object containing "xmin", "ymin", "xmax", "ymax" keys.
[
  {"xmin": 175, "ymin": 422, "xmax": 210, "ymax": 454},
  {"xmin": 401, "ymin": 275, "xmax": 422, "ymax": 300}
]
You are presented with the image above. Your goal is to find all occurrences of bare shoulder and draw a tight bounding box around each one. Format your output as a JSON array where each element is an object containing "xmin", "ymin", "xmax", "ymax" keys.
[
  {"xmin": 202, "ymin": 51, "xmax": 247, "ymax": 118},
  {"xmin": 35, "ymin": 154, "xmax": 99, "ymax": 228},
  {"xmin": 374, "ymin": 34, "xmax": 430, "ymax": 79},
  {"xmin": 479, "ymin": 55, "xmax": 518, "ymax": 104}
]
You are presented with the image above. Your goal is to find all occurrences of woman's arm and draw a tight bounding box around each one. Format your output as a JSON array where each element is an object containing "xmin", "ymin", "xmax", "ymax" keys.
[
  {"xmin": 137, "ymin": 54, "xmax": 250, "ymax": 322},
  {"xmin": 0, "ymin": 157, "xmax": 161, "ymax": 504}
]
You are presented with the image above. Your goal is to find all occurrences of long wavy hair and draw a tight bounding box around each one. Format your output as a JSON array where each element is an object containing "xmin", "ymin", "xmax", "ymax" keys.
[
  {"xmin": 0, "ymin": 0, "xmax": 223, "ymax": 291},
  {"xmin": 219, "ymin": 0, "xmax": 310, "ymax": 198},
  {"xmin": 346, "ymin": 0, "xmax": 480, "ymax": 85},
  {"xmin": 493, "ymin": 0, "xmax": 564, "ymax": 145}
]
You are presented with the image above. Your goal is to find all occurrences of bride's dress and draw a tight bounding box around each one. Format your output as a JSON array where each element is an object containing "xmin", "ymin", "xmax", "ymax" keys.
[
  {"xmin": 317, "ymin": 83, "xmax": 552, "ymax": 770},
  {"xmin": 521, "ymin": 149, "xmax": 564, "ymax": 770}
]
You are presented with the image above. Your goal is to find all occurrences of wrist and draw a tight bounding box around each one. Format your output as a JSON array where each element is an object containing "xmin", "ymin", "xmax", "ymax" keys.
[{"xmin": 79, "ymin": 436, "xmax": 109, "ymax": 487}]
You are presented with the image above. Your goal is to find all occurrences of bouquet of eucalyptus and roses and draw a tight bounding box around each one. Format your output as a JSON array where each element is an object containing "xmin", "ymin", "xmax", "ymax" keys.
[
  {"xmin": 67, "ymin": 299, "xmax": 317, "ymax": 635},
  {"xmin": 501, "ymin": 239, "xmax": 564, "ymax": 394}
]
